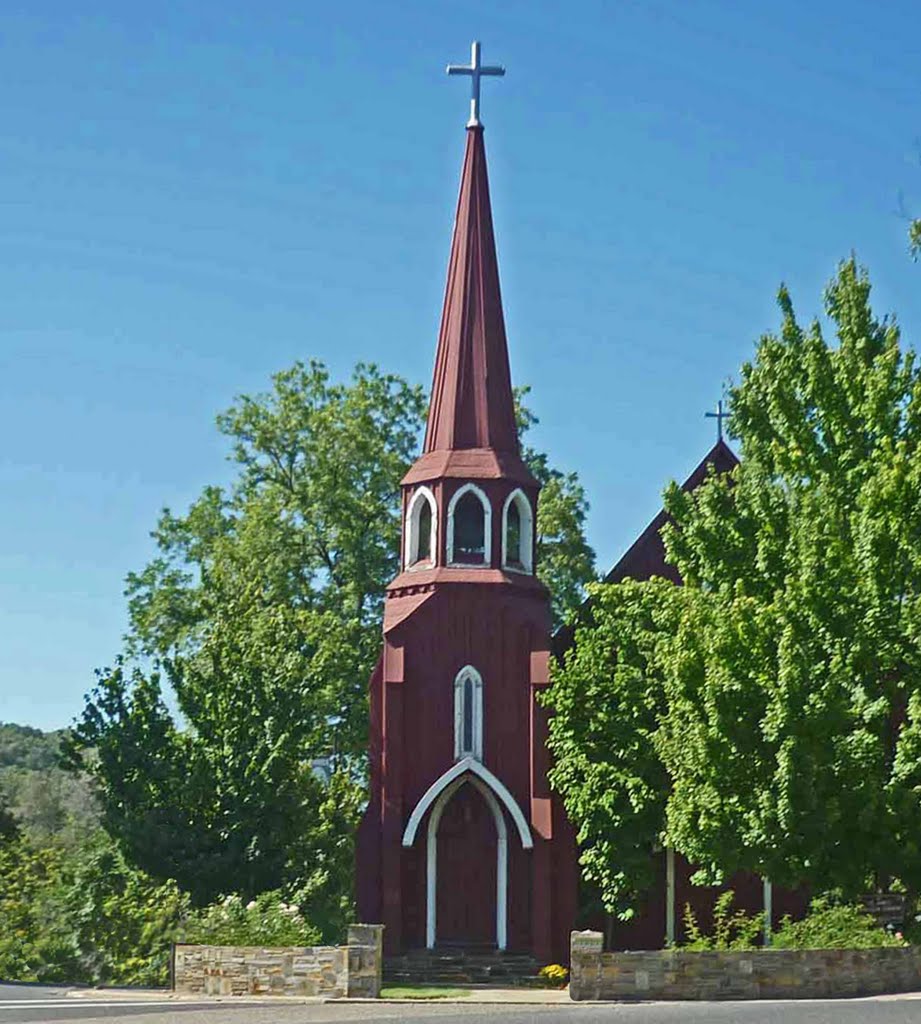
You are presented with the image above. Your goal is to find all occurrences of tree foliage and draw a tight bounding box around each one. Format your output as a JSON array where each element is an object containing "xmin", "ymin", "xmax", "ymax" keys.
[
  {"xmin": 543, "ymin": 579, "xmax": 673, "ymax": 919},
  {"xmin": 546, "ymin": 259, "xmax": 921, "ymax": 914},
  {"xmin": 68, "ymin": 362, "xmax": 419, "ymax": 931}
]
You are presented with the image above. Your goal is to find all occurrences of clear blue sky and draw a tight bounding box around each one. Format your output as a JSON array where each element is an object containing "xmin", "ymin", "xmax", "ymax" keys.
[{"xmin": 2, "ymin": 1, "xmax": 919, "ymax": 730}]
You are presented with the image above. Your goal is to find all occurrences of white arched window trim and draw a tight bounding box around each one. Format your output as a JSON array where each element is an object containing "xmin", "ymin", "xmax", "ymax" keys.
[
  {"xmin": 453, "ymin": 665, "xmax": 483, "ymax": 760},
  {"xmin": 501, "ymin": 488, "xmax": 534, "ymax": 574},
  {"xmin": 446, "ymin": 482, "xmax": 492, "ymax": 567},
  {"xmin": 404, "ymin": 486, "xmax": 437, "ymax": 570}
]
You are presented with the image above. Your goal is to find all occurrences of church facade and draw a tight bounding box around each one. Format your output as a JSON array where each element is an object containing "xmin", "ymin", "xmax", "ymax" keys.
[{"xmin": 355, "ymin": 120, "xmax": 577, "ymax": 963}]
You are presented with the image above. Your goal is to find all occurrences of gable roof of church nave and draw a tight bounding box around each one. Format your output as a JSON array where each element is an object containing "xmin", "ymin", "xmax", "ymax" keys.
[{"xmin": 552, "ymin": 437, "xmax": 738, "ymax": 654}]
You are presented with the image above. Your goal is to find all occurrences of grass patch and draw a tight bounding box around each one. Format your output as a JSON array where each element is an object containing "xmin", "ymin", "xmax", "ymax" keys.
[{"xmin": 380, "ymin": 985, "xmax": 472, "ymax": 1000}]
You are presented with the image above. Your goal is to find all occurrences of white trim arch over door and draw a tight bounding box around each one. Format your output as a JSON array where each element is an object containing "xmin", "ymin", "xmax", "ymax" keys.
[
  {"xmin": 424, "ymin": 775, "xmax": 508, "ymax": 950},
  {"xmin": 402, "ymin": 757, "xmax": 533, "ymax": 850}
]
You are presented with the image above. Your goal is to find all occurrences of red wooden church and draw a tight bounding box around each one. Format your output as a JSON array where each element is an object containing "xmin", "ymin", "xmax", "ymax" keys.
[
  {"xmin": 356, "ymin": 47, "xmax": 798, "ymax": 962},
  {"xmin": 355, "ymin": 108, "xmax": 578, "ymax": 963}
]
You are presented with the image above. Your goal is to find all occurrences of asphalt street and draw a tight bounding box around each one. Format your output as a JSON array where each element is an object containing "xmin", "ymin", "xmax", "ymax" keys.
[{"xmin": 3, "ymin": 985, "xmax": 921, "ymax": 1024}]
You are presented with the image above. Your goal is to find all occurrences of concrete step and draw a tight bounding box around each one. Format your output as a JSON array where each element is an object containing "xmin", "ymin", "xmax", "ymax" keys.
[{"xmin": 383, "ymin": 948, "xmax": 543, "ymax": 988}]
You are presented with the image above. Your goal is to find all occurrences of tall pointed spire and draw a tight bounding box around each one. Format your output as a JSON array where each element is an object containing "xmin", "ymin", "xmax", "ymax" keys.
[{"xmin": 423, "ymin": 126, "xmax": 519, "ymax": 455}]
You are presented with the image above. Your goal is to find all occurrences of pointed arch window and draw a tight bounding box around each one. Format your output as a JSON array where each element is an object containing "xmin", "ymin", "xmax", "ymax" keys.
[
  {"xmin": 447, "ymin": 483, "xmax": 492, "ymax": 566},
  {"xmin": 454, "ymin": 665, "xmax": 483, "ymax": 760},
  {"xmin": 405, "ymin": 487, "xmax": 437, "ymax": 569},
  {"xmin": 501, "ymin": 489, "xmax": 534, "ymax": 573}
]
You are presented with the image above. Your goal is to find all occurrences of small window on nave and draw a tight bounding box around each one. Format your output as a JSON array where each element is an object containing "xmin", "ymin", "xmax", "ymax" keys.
[{"xmin": 453, "ymin": 491, "xmax": 486, "ymax": 564}]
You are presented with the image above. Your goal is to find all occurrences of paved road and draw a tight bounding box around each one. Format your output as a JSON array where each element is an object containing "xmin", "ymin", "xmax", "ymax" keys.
[{"xmin": 2, "ymin": 985, "xmax": 921, "ymax": 1024}]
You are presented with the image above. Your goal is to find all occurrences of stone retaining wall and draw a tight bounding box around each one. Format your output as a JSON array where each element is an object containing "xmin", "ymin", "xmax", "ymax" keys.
[
  {"xmin": 569, "ymin": 930, "xmax": 921, "ymax": 1001},
  {"xmin": 173, "ymin": 923, "xmax": 383, "ymax": 999}
]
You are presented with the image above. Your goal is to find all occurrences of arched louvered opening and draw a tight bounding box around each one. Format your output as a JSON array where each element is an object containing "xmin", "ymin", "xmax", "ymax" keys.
[
  {"xmin": 447, "ymin": 483, "xmax": 492, "ymax": 566},
  {"xmin": 406, "ymin": 487, "xmax": 437, "ymax": 569},
  {"xmin": 502, "ymin": 489, "xmax": 533, "ymax": 573}
]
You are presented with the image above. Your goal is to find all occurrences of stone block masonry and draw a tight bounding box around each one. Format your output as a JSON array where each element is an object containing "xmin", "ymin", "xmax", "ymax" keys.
[
  {"xmin": 172, "ymin": 924, "xmax": 383, "ymax": 999},
  {"xmin": 569, "ymin": 930, "xmax": 921, "ymax": 1001}
]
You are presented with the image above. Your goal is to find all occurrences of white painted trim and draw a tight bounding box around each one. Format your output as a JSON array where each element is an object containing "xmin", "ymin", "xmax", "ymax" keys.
[
  {"xmin": 500, "ymin": 488, "xmax": 534, "ymax": 574},
  {"xmin": 453, "ymin": 665, "xmax": 484, "ymax": 760},
  {"xmin": 402, "ymin": 756, "xmax": 533, "ymax": 849},
  {"xmin": 404, "ymin": 486, "xmax": 437, "ymax": 570},
  {"xmin": 666, "ymin": 848, "xmax": 676, "ymax": 946},
  {"xmin": 446, "ymin": 482, "xmax": 492, "ymax": 566},
  {"xmin": 762, "ymin": 878, "xmax": 773, "ymax": 947},
  {"xmin": 425, "ymin": 775, "xmax": 508, "ymax": 949}
]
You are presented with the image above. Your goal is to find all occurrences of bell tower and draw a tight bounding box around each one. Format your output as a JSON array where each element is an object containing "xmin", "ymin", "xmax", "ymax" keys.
[{"xmin": 356, "ymin": 46, "xmax": 577, "ymax": 962}]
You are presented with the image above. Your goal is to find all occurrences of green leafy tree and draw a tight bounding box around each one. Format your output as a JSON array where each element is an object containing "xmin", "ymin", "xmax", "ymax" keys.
[
  {"xmin": 544, "ymin": 578, "xmax": 673, "ymax": 919},
  {"xmin": 547, "ymin": 258, "xmax": 921, "ymax": 915},
  {"xmin": 68, "ymin": 362, "xmax": 423, "ymax": 930}
]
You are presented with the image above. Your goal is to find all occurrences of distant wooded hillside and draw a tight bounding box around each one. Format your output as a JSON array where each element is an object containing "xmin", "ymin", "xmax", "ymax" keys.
[
  {"xmin": 0, "ymin": 722, "xmax": 98, "ymax": 842},
  {"xmin": 0, "ymin": 722, "xmax": 65, "ymax": 770}
]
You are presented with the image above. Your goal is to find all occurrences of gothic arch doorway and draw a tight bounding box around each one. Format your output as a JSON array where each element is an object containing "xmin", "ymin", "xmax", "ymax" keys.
[{"xmin": 426, "ymin": 775, "xmax": 507, "ymax": 949}]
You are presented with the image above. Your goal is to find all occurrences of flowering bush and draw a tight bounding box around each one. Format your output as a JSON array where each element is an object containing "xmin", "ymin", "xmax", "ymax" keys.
[
  {"xmin": 537, "ymin": 963, "xmax": 569, "ymax": 987},
  {"xmin": 181, "ymin": 891, "xmax": 321, "ymax": 947}
]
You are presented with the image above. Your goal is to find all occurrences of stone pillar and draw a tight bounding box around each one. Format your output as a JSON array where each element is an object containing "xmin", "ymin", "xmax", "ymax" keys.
[
  {"xmin": 346, "ymin": 924, "xmax": 384, "ymax": 998},
  {"xmin": 569, "ymin": 930, "xmax": 604, "ymax": 1001}
]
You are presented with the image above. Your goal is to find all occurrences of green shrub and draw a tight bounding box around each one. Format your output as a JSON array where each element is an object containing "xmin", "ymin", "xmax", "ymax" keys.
[
  {"xmin": 772, "ymin": 898, "xmax": 906, "ymax": 950},
  {"xmin": 680, "ymin": 891, "xmax": 763, "ymax": 951},
  {"xmin": 0, "ymin": 829, "xmax": 321, "ymax": 987},
  {"xmin": 0, "ymin": 840, "xmax": 82, "ymax": 983}
]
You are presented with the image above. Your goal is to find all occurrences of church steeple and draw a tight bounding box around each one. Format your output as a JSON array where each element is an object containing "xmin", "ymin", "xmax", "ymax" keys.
[
  {"xmin": 359, "ymin": 47, "xmax": 573, "ymax": 967},
  {"xmin": 423, "ymin": 125, "xmax": 519, "ymax": 455},
  {"xmin": 398, "ymin": 48, "xmax": 537, "ymax": 577}
]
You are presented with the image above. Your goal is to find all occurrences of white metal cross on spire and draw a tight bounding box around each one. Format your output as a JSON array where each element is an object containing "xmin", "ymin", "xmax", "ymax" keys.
[{"xmin": 446, "ymin": 41, "xmax": 505, "ymax": 128}]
